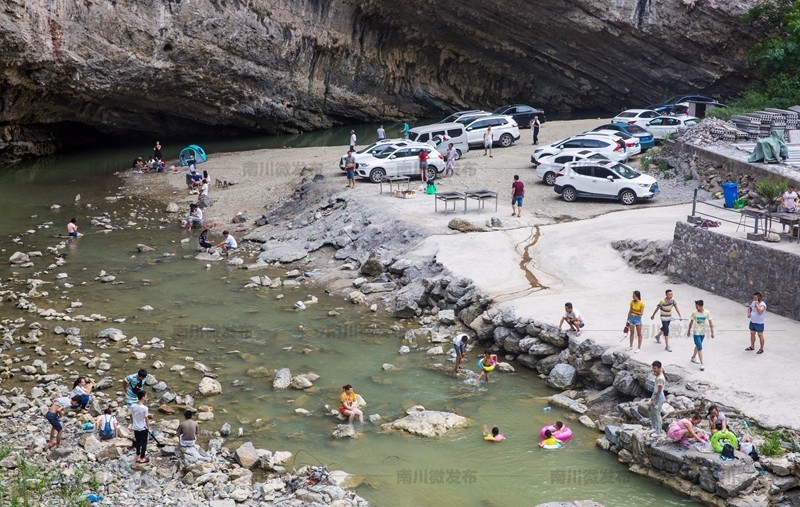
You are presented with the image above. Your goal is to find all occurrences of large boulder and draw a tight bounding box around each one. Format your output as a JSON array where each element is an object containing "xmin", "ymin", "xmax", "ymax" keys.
[
  {"xmin": 381, "ymin": 406, "xmax": 467, "ymax": 438},
  {"xmin": 547, "ymin": 363, "xmax": 577, "ymax": 389},
  {"xmin": 198, "ymin": 377, "xmax": 222, "ymax": 395},
  {"xmin": 9, "ymin": 252, "xmax": 30, "ymax": 264},
  {"xmin": 395, "ymin": 282, "xmax": 425, "ymax": 318},
  {"xmin": 613, "ymin": 370, "xmax": 647, "ymax": 398},
  {"xmin": 447, "ymin": 218, "xmax": 479, "ymax": 232},
  {"xmin": 234, "ymin": 442, "xmax": 259, "ymax": 469},
  {"xmin": 257, "ymin": 244, "xmax": 308, "ymax": 263},
  {"xmin": 588, "ymin": 361, "xmax": 615, "ymax": 388},
  {"xmin": 360, "ymin": 251, "xmax": 385, "ymax": 277}
]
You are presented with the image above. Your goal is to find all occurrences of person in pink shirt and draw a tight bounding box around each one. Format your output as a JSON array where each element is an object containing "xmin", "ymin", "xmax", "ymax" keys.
[{"xmin": 67, "ymin": 218, "xmax": 83, "ymax": 237}]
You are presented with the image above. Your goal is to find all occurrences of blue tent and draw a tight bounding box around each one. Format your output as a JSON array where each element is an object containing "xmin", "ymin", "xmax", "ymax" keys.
[{"xmin": 178, "ymin": 145, "xmax": 207, "ymax": 166}]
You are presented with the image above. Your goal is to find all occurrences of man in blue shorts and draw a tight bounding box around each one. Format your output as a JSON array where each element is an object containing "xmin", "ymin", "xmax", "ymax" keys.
[
  {"xmin": 452, "ymin": 333, "xmax": 469, "ymax": 373},
  {"xmin": 746, "ymin": 292, "xmax": 766, "ymax": 354},
  {"xmin": 511, "ymin": 175, "xmax": 524, "ymax": 218},
  {"xmin": 687, "ymin": 300, "xmax": 714, "ymax": 371}
]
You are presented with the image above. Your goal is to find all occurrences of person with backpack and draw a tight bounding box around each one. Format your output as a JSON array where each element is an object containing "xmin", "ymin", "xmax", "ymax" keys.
[{"xmin": 95, "ymin": 408, "xmax": 119, "ymax": 440}]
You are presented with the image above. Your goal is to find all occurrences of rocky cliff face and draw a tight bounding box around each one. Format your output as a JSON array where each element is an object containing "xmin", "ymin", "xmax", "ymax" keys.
[{"xmin": 0, "ymin": 0, "xmax": 760, "ymax": 164}]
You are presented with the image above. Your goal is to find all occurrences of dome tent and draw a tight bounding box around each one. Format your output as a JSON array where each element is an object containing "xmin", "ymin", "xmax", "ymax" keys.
[{"xmin": 178, "ymin": 145, "xmax": 207, "ymax": 166}]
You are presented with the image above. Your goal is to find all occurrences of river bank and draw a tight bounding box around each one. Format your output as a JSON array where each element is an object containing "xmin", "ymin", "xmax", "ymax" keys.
[{"xmin": 113, "ymin": 119, "xmax": 800, "ymax": 506}]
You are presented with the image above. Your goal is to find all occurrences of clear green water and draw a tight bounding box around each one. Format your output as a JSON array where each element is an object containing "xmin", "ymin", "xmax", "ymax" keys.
[{"xmin": 0, "ymin": 148, "xmax": 696, "ymax": 507}]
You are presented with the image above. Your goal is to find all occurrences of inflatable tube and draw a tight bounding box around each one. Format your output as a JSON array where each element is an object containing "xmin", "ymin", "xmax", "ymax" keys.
[
  {"xmin": 484, "ymin": 434, "xmax": 505, "ymax": 442},
  {"xmin": 477, "ymin": 359, "xmax": 496, "ymax": 372},
  {"xmin": 541, "ymin": 442, "xmax": 562, "ymax": 450},
  {"xmin": 711, "ymin": 430, "xmax": 738, "ymax": 453},
  {"xmin": 540, "ymin": 425, "xmax": 572, "ymax": 441}
]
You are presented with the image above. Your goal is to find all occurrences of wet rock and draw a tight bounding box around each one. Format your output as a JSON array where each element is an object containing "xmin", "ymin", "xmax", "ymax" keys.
[
  {"xmin": 348, "ymin": 291, "xmax": 366, "ymax": 305},
  {"xmin": 395, "ymin": 281, "xmax": 425, "ymax": 318},
  {"xmin": 165, "ymin": 202, "xmax": 180, "ymax": 213},
  {"xmin": 136, "ymin": 244, "xmax": 155, "ymax": 252},
  {"xmin": 10, "ymin": 252, "xmax": 30, "ymax": 264},
  {"xmin": 359, "ymin": 282, "xmax": 396, "ymax": 294},
  {"xmin": 549, "ymin": 394, "xmax": 588, "ymax": 414},
  {"xmin": 290, "ymin": 375, "xmax": 314, "ymax": 389},
  {"xmin": 231, "ymin": 211, "xmax": 249, "ymax": 224},
  {"xmin": 381, "ymin": 406, "xmax": 468, "ymax": 438},
  {"xmin": 220, "ymin": 423, "xmax": 231, "ymax": 436},
  {"xmin": 437, "ymin": 309, "xmax": 456, "ymax": 325},
  {"xmin": 198, "ymin": 377, "xmax": 222, "ymax": 395},
  {"xmin": 273, "ymin": 368, "xmax": 291, "ymax": 389},
  {"xmin": 331, "ymin": 424, "xmax": 358, "ymax": 439}
]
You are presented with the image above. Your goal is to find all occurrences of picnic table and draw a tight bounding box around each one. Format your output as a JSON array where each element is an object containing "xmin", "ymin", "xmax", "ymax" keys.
[
  {"xmin": 772, "ymin": 212, "xmax": 800, "ymax": 242},
  {"xmin": 379, "ymin": 176, "xmax": 411, "ymax": 194},
  {"xmin": 466, "ymin": 189, "xmax": 498, "ymax": 212},
  {"xmin": 434, "ymin": 191, "xmax": 467, "ymax": 214}
]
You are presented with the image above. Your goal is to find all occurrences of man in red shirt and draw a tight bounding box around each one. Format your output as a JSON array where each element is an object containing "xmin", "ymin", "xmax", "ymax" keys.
[
  {"xmin": 512, "ymin": 175, "xmax": 525, "ymax": 217},
  {"xmin": 418, "ymin": 149, "xmax": 430, "ymax": 182}
]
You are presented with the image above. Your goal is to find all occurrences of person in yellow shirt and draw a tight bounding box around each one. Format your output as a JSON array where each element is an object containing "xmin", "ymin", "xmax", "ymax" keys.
[
  {"xmin": 339, "ymin": 384, "xmax": 364, "ymax": 424},
  {"xmin": 626, "ymin": 290, "xmax": 645, "ymax": 353},
  {"xmin": 539, "ymin": 429, "xmax": 560, "ymax": 448}
]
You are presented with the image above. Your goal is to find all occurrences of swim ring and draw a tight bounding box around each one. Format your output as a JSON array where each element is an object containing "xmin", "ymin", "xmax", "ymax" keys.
[
  {"xmin": 710, "ymin": 430, "xmax": 738, "ymax": 453},
  {"xmin": 540, "ymin": 425, "xmax": 573, "ymax": 441},
  {"xmin": 477, "ymin": 358, "xmax": 496, "ymax": 372},
  {"xmin": 484, "ymin": 434, "xmax": 506, "ymax": 442},
  {"xmin": 541, "ymin": 442, "xmax": 562, "ymax": 450}
]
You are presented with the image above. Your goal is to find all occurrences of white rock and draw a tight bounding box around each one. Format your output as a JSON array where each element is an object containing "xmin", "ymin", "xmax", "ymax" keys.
[
  {"xmin": 198, "ymin": 377, "xmax": 222, "ymax": 395},
  {"xmin": 140, "ymin": 305, "xmax": 154, "ymax": 311}
]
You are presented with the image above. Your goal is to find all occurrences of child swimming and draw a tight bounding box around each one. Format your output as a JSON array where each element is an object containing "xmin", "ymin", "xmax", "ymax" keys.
[
  {"xmin": 539, "ymin": 429, "xmax": 561, "ymax": 448},
  {"xmin": 476, "ymin": 350, "xmax": 498, "ymax": 383},
  {"xmin": 483, "ymin": 424, "xmax": 505, "ymax": 442}
]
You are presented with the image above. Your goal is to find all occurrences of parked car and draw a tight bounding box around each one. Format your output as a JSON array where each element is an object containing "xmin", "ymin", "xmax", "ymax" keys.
[
  {"xmin": 590, "ymin": 123, "xmax": 655, "ymax": 151},
  {"xmin": 532, "ymin": 133, "xmax": 630, "ymax": 163},
  {"xmin": 535, "ymin": 150, "xmax": 611, "ymax": 186},
  {"xmin": 463, "ymin": 115, "xmax": 520, "ymax": 148},
  {"xmin": 407, "ymin": 122, "xmax": 470, "ymax": 159},
  {"xmin": 553, "ymin": 160, "xmax": 660, "ymax": 205},
  {"xmin": 645, "ymin": 116, "xmax": 700, "ymax": 140},
  {"xmin": 591, "ymin": 130, "xmax": 641, "ymax": 157},
  {"xmin": 453, "ymin": 111, "xmax": 493, "ymax": 125},
  {"xmin": 439, "ymin": 110, "xmax": 486, "ymax": 124},
  {"xmin": 648, "ymin": 95, "xmax": 719, "ymax": 113},
  {"xmin": 611, "ymin": 109, "xmax": 661, "ymax": 128},
  {"xmin": 491, "ymin": 104, "xmax": 546, "ymax": 126},
  {"xmin": 338, "ymin": 139, "xmax": 405, "ymax": 170},
  {"xmin": 354, "ymin": 143, "xmax": 445, "ymax": 183}
]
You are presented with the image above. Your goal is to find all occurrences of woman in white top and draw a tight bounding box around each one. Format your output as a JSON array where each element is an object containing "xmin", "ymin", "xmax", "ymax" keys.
[
  {"xmin": 70, "ymin": 377, "xmax": 93, "ymax": 411},
  {"xmin": 95, "ymin": 408, "xmax": 120, "ymax": 440}
]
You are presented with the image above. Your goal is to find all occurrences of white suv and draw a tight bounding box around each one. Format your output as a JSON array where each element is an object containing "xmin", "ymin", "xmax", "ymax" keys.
[
  {"xmin": 532, "ymin": 134, "xmax": 630, "ymax": 163},
  {"xmin": 463, "ymin": 115, "xmax": 520, "ymax": 148},
  {"xmin": 354, "ymin": 143, "xmax": 445, "ymax": 183},
  {"xmin": 535, "ymin": 150, "xmax": 610, "ymax": 186},
  {"xmin": 553, "ymin": 160, "xmax": 659, "ymax": 205},
  {"xmin": 338, "ymin": 139, "xmax": 406, "ymax": 170}
]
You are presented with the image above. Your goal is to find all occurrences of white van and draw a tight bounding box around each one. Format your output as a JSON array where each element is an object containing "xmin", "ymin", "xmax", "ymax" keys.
[{"xmin": 407, "ymin": 122, "xmax": 470, "ymax": 159}]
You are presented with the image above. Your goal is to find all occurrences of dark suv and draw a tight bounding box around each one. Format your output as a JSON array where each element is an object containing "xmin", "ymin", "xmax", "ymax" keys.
[{"xmin": 492, "ymin": 105, "xmax": 546, "ymax": 127}]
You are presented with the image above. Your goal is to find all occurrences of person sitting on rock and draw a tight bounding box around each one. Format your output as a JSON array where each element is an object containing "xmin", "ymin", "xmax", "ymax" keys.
[
  {"xmin": 198, "ymin": 229, "xmax": 213, "ymax": 252},
  {"xmin": 178, "ymin": 410, "xmax": 199, "ymax": 448},
  {"xmin": 339, "ymin": 384, "xmax": 364, "ymax": 424},
  {"xmin": 95, "ymin": 407, "xmax": 119, "ymax": 440},
  {"xmin": 216, "ymin": 230, "xmax": 238, "ymax": 255},
  {"xmin": 70, "ymin": 377, "xmax": 93, "ymax": 412},
  {"xmin": 184, "ymin": 203, "xmax": 203, "ymax": 230},
  {"xmin": 67, "ymin": 217, "xmax": 83, "ymax": 238},
  {"xmin": 666, "ymin": 413, "xmax": 705, "ymax": 444},
  {"xmin": 706, "ymin": 405, "xmax": 728, "ymax": 435}
]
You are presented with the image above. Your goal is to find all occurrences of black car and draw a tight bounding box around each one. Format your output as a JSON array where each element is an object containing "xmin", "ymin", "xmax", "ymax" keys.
[{"xmin": 492, "ymin": 104, "xmax": 546, "ymax": 127}]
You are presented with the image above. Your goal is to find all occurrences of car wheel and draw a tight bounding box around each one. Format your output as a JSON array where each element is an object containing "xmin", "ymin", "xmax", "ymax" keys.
[
  {"xmin": 455, "ymin": 149, "xmax": 462, "ymax": 160},
  {"xmin": 499, "ymin": 133, "xmax": 514, "ymax": 148},
  {"xmin": 369, "ymin": 168, "xmax": 387, "ymax": 183},
  {"xmin": 561, "ymin": 186, "xmax": 577, "ymax": 202},
  {"xmin": 619, "ymin": 189, "xmax": 637, "ymax": 205},
  {"xmin": 544, "ymin": 172, "xmax": 557, "ymax": 186},
  {"xmin": 425, "ymin": 167, "xmax": 438, "ymax": 181}
]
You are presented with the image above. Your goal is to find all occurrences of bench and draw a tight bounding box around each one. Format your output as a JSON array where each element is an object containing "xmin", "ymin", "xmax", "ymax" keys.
[
  {"xmin": 466, "ymin": 190, "xmax": 498, "ymax": 212},
  {"xmin": 379, "ymin": 176, "xmax": 411, "ymax": 194}
]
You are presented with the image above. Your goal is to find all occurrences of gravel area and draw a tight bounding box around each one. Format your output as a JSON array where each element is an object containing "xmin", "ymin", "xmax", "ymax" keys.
[{"xmin": 123, "ymin": 118, "xmax": 706, "ymax": 235}]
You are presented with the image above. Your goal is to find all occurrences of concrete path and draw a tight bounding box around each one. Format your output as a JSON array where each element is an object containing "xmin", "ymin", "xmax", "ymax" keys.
[{"xmin": 412, "ymin": 203, "xmax": 799, "ymax": 431}]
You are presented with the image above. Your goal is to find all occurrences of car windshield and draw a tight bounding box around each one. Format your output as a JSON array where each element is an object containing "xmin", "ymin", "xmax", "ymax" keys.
[
  {"xmin": 685, "ymin": 119, "xmax": 698, "ymax": 127},
  {"xmin": 625, "ymin": 125, "xmax": 647, "ymax": 134},
  {"xmin": 588, "ymin": 153, "xmax": 610, "ymax": 160},
  {"xmin": 358, "ymin": 142, "xmax": 378, "ymax": 154},
  {"xmin": 407, "ymin": 132, "xmax": 419, "ymax": 141},
  {"xmin": 372, "ymin": 147, "xmax": 397, "ymax": 158},
  {"xmin": 440, "ymin": 113, "xmax": 463, "ymax": 123},
  {"xmin": 491, "ymin": 107, "xmax": 509, "ymax": 115},
  {"xmin": 611, "ymin": 163, "xmax": 641, "ymax": 179}
]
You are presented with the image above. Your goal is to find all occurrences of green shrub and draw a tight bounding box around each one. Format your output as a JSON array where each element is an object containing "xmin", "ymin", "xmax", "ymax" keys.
[
  {"xmin": 758, "ymin": 430, "xmax": 786, "ymax": 456},
  {"xmin": 755, "ymin": 175, "xmax": 788, "ymax": 203}
]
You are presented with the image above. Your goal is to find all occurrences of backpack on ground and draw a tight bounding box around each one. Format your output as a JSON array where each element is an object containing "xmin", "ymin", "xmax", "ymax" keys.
[
  {"xmin": 720, "ymin": 443, "xmax": 735, "ymax": 460},
  {"xmin": 98, "ymin": 415, "xmax": 115, "ymax": 440}
]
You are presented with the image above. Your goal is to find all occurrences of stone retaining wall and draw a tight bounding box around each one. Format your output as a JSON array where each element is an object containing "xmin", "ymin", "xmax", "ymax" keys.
[{"xmin": 668, "ymin": 221, "xmax": 800, "ymax": 321}]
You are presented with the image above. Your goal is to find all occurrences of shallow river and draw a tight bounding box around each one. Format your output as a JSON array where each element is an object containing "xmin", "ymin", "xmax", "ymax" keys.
[{"xmin": 0, "ymin": 141, "xmax": 696, "ymax": 506}]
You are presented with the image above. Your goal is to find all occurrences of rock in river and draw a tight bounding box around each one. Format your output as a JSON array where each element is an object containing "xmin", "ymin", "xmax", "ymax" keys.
[
  {"xmin": 381, "ymin": 405, "xmax": 467, "ymax": 438},
  {"xmin": 198, "ymin": 377, "xmax": 222, "ymax": 395}
]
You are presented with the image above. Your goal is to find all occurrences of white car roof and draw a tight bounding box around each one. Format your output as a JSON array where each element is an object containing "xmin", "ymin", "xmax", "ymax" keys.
[{"xmin": 616, "ymin": 109, "xmax": 658, "ymax": 115}]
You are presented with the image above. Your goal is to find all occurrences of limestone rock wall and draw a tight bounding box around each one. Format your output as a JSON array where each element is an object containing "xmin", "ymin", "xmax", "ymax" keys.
[
  {"xmin": 0, "ymin": 0, "xmax": 761, "ymax": 164},
  {"xmin": 668, "ymin": 221, "xmax": 800, "ymax": 320}
]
